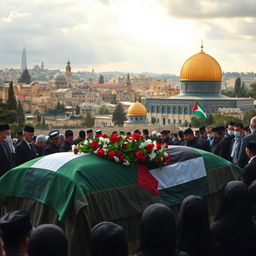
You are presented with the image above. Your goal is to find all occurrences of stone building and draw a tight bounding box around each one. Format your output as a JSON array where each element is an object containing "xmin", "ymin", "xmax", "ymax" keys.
[{"xmin": 146, "ymin": 45, "xmax": 254, "ymax": 126}]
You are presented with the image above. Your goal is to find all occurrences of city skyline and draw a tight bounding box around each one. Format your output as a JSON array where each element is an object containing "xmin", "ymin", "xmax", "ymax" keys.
[{"xmin": 0, "ymin": 0, "xmax": 256, "ymax": 74}]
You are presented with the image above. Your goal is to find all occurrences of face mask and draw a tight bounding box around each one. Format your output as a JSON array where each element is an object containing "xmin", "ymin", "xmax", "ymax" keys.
[
  {"xmin": 4, "ymin": 135, "xmax": 11, "ymax": 142},
  {"xmin": 234, "ymin": 131, "xmax": 240, "ymax": 138},
  {"xmin": 207, "ymin": 134, "xmax": 213, "ymax": 139},
  {"xmin": 228, "ymin": 130, "xmax": 234, "ymax": 136}
]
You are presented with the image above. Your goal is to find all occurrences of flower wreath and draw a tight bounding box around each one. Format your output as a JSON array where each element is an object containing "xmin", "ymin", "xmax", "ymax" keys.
[{"xmin": 73, "ymin": 133, "xmax": 170, "ymax": 167}]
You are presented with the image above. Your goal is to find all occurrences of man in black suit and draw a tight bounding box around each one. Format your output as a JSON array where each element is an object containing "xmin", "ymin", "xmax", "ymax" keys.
[
  {"xmin": 198, "ymin": 126, "xmax": 211, "ymax": 152},
  {"xmin": 211, "ymin": 126, "xmax": 230, "ymax": 160},
  {"xmin": 59, "ymin": 130, "xmax": 74, "ymax": 152},
  {"xmin": 184, "ymin": 128, "xmax": 203, "ymax": 149},
  {"xmin": 238, "ymin": 116, "xmax": 256, "ymax": 168},
  {"xmin": 0, "ymin": 124, "xmax": 14, "ymax": 176},
  {"xmin": 15, "ymin": 126, "xmax": 37, "ymax": 166},
  {"xmin": 45, "ymin": 130, "xmax": 60, "ymax": 155},
  {"xmin": 241, "ymin": 141, "xmax": 256, "ymax": 186}
]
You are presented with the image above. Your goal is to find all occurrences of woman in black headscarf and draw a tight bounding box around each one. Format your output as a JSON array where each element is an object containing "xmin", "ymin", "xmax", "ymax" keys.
[
  {"xmin": 28, "ymin": 224, "xmax": 68, "ymax": 256},
  {"xmin": 211, "ymin": 180, "xmax": 256, "ymax": 256},
  {"xmin": 90, "ymin": 221, "xmax": 128, "ymax": 256},
  {"xmin": 177, "ymin": 195, "xmax": 220, "ymax": 256},
  {"xmin": 134, "ymin": 203, "xmax": 188, "ymax": 256},
  {"xmin": 249, "ymin": 180, "xmax": 256, "ymax": 222}
]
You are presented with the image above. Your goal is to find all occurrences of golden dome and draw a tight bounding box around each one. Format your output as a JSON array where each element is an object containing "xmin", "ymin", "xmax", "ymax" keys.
[
  {"xmin": 180, "ymin": 46, "xmax": 222, "ymax": 81},
  {"xmin": 127, "ymin": 101, "xmax": 147, "ymax": 116}
]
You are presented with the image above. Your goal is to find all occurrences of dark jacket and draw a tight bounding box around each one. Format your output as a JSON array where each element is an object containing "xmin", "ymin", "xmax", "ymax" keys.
[
  {"xmin": 44, "ymin": 143, "xmax": 60, "ymax": 155},
  {"xmin": 238, "ymin": 130, "xmax": 256, "ymax": 168},
  {"xmin": 230, "ymin": 135, "xmax": 244, "ymax": 164},
  {"xmin": 198, "ymin": 136, "xmax": 211, "ymax": 152},
  {"xmin": 15, "ymin": 139, "xmax": 37, "ymax": 166},
  {"xmin": 185, "ymin": 137, "xmax": 203, "ymax": 150},
  {"xmin": 0, "ymin": 141, "xmax": 13, "ymax": 176},
  {"xmin": 241, "ymin": 157, "xmax": 256, "ymax": 187},
  {"xmin": 59, "ymin": 141, "xmax": 72, "ymax": 152},
  {"xmin": 35, "ymin": 145, "xmax": 45, "ymax": 157},
  {"xmin": 211, "ymin": 137, "xmax": 230, "ymax": 160}
]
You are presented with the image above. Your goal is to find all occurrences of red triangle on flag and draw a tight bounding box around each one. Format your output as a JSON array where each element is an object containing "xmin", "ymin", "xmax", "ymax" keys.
[{"xmin": 192, "ymin": 101, "xmax": 199, "ymax": 112}]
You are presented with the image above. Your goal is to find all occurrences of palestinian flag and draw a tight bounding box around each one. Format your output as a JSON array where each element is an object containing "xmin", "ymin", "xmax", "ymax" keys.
[
  {"xmin": 192, "ymin": 101, "xmax": 207, "ymax": 120},
  {"xmin": 0, "ymin": 147, "xmax": 242, "ymax": 222}
]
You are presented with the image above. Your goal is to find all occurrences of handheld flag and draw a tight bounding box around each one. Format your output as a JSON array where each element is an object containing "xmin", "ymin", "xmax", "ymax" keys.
[{"xmin": 192, "ymin": 101, "xmax": 207, "ymax": 120}]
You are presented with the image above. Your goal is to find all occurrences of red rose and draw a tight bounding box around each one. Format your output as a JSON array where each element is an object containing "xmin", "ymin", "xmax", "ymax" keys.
[
  {"xmin": 133, "ymin": 133, "xmax": 141, "ymax": 140},
  {"xmin": 91, "ymin": 141, "xmax": 99, "ymax": 149},
  {"xmin": 126, "ymin": 135, "xmax": 132, "ymax": 140},
  {"xmin": 108, "ymin": 150, "xmax": 116, "ymax": 159},
  {"xmin": 144, "ymin": 144, "xmax": 154, "ymax": 153},
  {"xmin": 165, "ymin": 157, "xmax": 171, "ymax": 164},
  {"xmin": 122, "ymin": 143, "xmax": 127, "ymax": 149},
  {"xmin": 162, "ymin": 143, "xmax": 168, "ymax": 148},
  {"xmin": 96, "ymin": 134, "xmax": 102, "ymax": 138},
  {"xmin": 102, "ymin": 134, "xmax": 108, "ymax": 138},
  {"xmin": 135, "ymin": 151, "xmax": 147, "ymax": 162},
  {"xmin": 119, "ymin": 155, "xmax": 125, "ymax": 163},
  {"xmin": 74, "ymin": 148, "xmax": 78, "ymax": 155},
  {"xmin": 156, "ymin": 142, "xmax": 161, "ymax": 150},
  {"xmin": 110, "ymin": 134, "xmax": 120, "ymax": 143},
  {"xmin": 97, "ymin": 148, "xmax": 105, "ymax": 158}
]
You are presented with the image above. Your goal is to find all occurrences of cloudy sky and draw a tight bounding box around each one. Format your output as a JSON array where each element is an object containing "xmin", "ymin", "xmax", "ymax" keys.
[{"xmin": 0, "ymin": 0, "xmax": 256, "ymax": 74}]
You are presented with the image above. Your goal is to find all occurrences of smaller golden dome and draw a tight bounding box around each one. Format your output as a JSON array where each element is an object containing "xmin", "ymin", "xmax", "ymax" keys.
[
  {"xmin": 180, "ymin": 46, "xmax": 222, "ymax": 81},
  {"xmin": 127, "ymin": 101, "xmax": 147, "ymax": 116}
]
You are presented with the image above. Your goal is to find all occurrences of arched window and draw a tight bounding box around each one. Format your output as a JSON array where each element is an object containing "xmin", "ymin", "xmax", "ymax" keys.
[
  {"xmin": 173, "ymin": 106, "xmax": 177, "ymax": 114},
  {"xmin": 151, "ymin": 106, "xmax": 154, "ymax": 113},
  {"xmin": 184, "ymin": 107, "xmax": 188, "ymax": 114},
  {"xmin": 162, "ymin": 106, "xmax": 165, "ymax": 114},
  {"xmin": 178, "ymin": 107, "xmax": 182, "ymax": 114},
  {"xmin": 157, "ymin": 106, "xmax": 160, "ymax": 113},
  {"xmin": 167, "ymin": 106, "xmax": 171, "ymax": 114}
]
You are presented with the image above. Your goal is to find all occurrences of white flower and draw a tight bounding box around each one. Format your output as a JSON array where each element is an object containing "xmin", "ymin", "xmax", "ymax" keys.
[
  {"xmin": 113, "ymin": 156, "xmax": 119, "ymax": 162},
  {"xmin": 149, "ymin": 152, "xmax": 157, "ymax": 161},
  {"xmin": 139, "ymin": 142, "xmax": 146, "ymax": 149},
  {"xmin": 145, "ymin": 139, "xmax": 153, "ymax": 145},
  {"xmin": 123, "ymin": 160, "xmax": 130, "ymax": 166},
  {"xmin": 164, "ymin": 152, "xmax": 168, "ymax": 157},
  {"xmin": 71, "ymin": 145, "xmax": 76, "ymax": 151},
  {"xmin": 84, "ymin": 140, "xmax": 89, "ymax": 145},
  {"xmin": 102, "ymin": 143, "xmax": 108, "ymax": 149}
]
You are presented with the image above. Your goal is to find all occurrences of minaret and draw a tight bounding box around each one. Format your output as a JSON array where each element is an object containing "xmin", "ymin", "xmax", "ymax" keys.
[
  {"xmin": 41, "ymin": 61, "xmax": 44, "ymax": 70},
  {"xmin": 21, "ymin": 48, "xmax": 27, "ymax": 71},
  {"xmin": 66, "ymin": 60, "xmax": 72, "ymax": 87},
  {"xmin": 126, "ymin": 73, "xmax": 134, "ymax": 101}
]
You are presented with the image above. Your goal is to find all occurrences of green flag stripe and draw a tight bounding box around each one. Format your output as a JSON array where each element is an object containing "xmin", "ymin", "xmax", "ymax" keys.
[{"xmin": 160, "ymin": 176, "xmax": 209, "ymax": 206}]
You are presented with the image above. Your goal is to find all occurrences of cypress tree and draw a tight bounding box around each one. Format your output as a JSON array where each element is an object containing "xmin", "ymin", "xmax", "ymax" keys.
[
  {"xmin": 7, "ymin": 81, "xmax": 17, "ymax": 110},
  {"xmin": 17, "ymin": 100, "xmax": 25, "ymax": 125},
  {"xmin": 112, "ymin": 103, "xmax": 127, "ymax": 127}
]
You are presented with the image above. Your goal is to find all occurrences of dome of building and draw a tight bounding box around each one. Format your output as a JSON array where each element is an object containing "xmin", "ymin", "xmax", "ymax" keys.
[
  {"xmin": 180, "ymin": 46, "xmax": 222, "ymax": 81},
  {"xmin": 127, "ymin": 101, "xmax": 147, "ymax": 116},
  {"xmin": 54, "ymin": 74, "xmax": 67, "ymax": 86}
]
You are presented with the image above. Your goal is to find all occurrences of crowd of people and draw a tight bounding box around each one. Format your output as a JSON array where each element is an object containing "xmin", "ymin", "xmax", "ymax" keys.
[
  {"xmin": 1, "ymin": 116, "xmax": 256, "ymax": 185},
  {"xmin": 1, "ymin": 180, "xmax": 256, "ymax": 256}
]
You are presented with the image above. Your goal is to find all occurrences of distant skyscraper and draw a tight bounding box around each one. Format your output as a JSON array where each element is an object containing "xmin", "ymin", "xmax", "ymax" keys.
[{"xmin": 21, "ymin": 48, "xmax": 27, "ymax": 71}]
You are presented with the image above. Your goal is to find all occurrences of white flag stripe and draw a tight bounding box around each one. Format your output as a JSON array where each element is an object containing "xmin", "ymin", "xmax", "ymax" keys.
[
  {"xmin": 149, "ymin": 157, "xmax": 206, "ymax": 190},
  {"xmin": 31, "ymin": 152, "xmax": 87, "ymax": 172}
]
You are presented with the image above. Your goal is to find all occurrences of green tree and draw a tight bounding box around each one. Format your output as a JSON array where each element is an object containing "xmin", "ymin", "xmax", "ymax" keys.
[
  {"xmin": 151, "ymin": 117, "xmax": 156, "ymax": 124},
  {"xmin": 75, "ymin": 105, "xmax": 81, "ymax": 115},
  {"xmin": 83, "ymin": 112, "xmax": 95, "ymax": 127},
  {"xmin": 19, "ymin": 69, "xmax": 32, "ymax": 84},
  {"xmin": 7, "ymin": 81, "xmax": 17, "ymax": 110},
  {"xmin": 112, "ymin": 103, "xmax": 127, "ymax": 127},
  {"xmin": 99, "ymin": 74, "xmax": 104, "ymax": 84},
  {"xmin": 234, "ymin": 77, "xmax": 241, "ymax": 97},
  {"xmin": 17, "ymin": 100, "xmax": 25, "ymax": 125},
  {"xmin": 98, "ymin": 105, "xmax": 110, "ymax": 114},
  {"xmin": 243, "ymin": 110, "xmax": 256, "ymax": 126}
]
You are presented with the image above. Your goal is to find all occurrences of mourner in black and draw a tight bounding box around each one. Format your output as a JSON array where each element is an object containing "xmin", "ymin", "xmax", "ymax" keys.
[
  {"xmin": 59, "ymin": 130, "xmax": 74, "ymax": 152},
  {"xmin": 198, "ymin": 127, "xmax": 211, "ymax": 152},
  {"xmin": 45, "ymin": 130, "xmax": 60, "ymax": 155},
  {"xmin": 160, "ymin": 130, "xmax": 174, "ymax": 145},
  {"xmin": 134, "ymin": 203, "xmax": 188, "ymax": 256},
  {"xmin": 238, "ymin": 116, "xmax": 256, "ymax": 167},
  {"xmin": 73, "ymin": 130, "xmax": 86, "ymax": 145},
  {"xmin": 177, "ymin": 195, "xmax": 220, "ymax": 256},
  {"xmin": 14, "ymin": 131, "xmax": 23, "ymax": 146},
  {"xmin": 178, "ymin": 130, "xmax": 186, "ymax": 145},
  {"xmin": 0, "ymin": 124, "xmax": 14, "ymax": 176},
  {"xmin": 211, "ymin": 181, "xmax": 256, "ymax": 256},
  {"xmin": 35, "ymin": 135, "xmax": 47, "ymax": 157},
  {"xmin": 211, "ymin": 126, "xmax": 230, "ymax": 160},
  {"xmin": 90, "ymin": 222, "xmax": 128, "ymax": 256},
  {"xmin": 15, "ymin": 126, "xmax": 37, "ymax": 166},
  {"xmin": 143, "ymin": 129, "xmax": 150, "ymax": 140},
  {"xmin": 86, "ymin": 129, "xmax": 94, "ymax": 140},
  {"xmin": 249, "ymin": 180, "xmax": 256, "ymax": 223},
  {"xmin": 184, "ymin": 128, "xmax": 203, "ymax": 149},
  {"xmin": 0, "ymin": 209, "xmax": 33, "ymax": 256},
  {"xmin": 241, "ymin": 141, "xmax": 256, "ymax": 187},
  {"xmin": 28, "ymin": 224, "xmax": 68, "ymax": 256}
]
